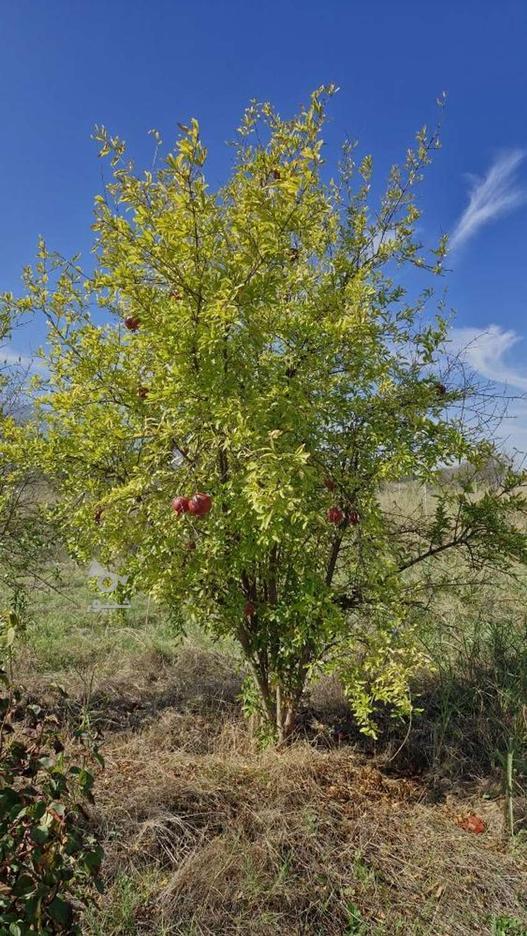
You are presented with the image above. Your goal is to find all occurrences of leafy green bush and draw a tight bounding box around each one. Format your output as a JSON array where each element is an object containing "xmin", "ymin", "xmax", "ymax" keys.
[{"xmin": 0, "ymin": 613, "xmax": 104, "ymax": 934}]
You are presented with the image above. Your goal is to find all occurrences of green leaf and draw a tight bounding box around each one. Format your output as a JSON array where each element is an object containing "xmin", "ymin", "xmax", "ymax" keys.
[
  {"xmin": 12, "ymin": 874, "xmax": 36, "ymax": 897},
  {"xmin": 83, "ymin": 844, "xmax": 104, "ymax": 872},
  {"xmin": 30, "ymin": 826, "xmax": 49, "ymax": 845},
  {"xmin": 47, "ymin": 896, "xmax": 73, "ymax": 928}
]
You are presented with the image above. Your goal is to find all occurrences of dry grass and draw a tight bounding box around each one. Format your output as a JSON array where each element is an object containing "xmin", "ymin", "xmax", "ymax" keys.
[
  {"xmin": 69, "ymin": 649, "xmax": 527, "ymax": 936},
  {"xmin": 22, "ymin": 644, "xmax": 244, "ymax": 734}
]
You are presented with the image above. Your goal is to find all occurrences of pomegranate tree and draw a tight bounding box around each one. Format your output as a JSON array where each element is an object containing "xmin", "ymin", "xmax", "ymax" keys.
[{"xmin": 6, "ymin": 89, "xmax": 527, "ymax": 743}]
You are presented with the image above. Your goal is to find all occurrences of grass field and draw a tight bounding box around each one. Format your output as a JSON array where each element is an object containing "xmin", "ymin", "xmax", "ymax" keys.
[{"xmin": 9, "ymin": 554, "xmax": 527, "ymax": 935}]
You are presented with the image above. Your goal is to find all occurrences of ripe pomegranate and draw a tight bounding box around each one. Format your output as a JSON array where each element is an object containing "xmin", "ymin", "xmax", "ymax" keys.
[
  {"xmin": 188, "ymin": 492, "xmax": 213, "ymax": 516},
  {"xmin": 170, "ymin": 290, "xmax": 182, "ymax": 301},
  {"xmin": 124, "ymin": 315, "xmax": 140, "ymax": 331},
  {"xmin": 172, "ymin": 496, "xmax": 190, "ymax": 515},
  {"xmin": 324, "ymin": 477, "xmax": 336, "ymax": 492},
  {"xmin": 456, "ymin": 814, "xmax": 486, "ymax": 834},
  {"xmin": 327, "ymin": 506, "xmax": 344, "ymax": 525},
  {"xmin": 435, "ymin": 382, "xmax": 447, "ymax": 397},
  {"xmin": 347, "ymin": 510, "xmax": 360, "ymax": 526},
  {"xmin": 244, "ymin": 600, "xmax": 256, "ymax": 618},
  {"xmin": 137, "ymin": 386, "xmax": 149, "ymax": 400}
]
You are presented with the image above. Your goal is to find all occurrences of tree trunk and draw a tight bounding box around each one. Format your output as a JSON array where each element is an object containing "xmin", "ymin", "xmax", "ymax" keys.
[
  {"xmin": 237, "ymin": 622, "xmax": 309, "ymax": 744},
  {"xmin": 275, "ymin": 681, "xmax": 303, "ymax": 743}
]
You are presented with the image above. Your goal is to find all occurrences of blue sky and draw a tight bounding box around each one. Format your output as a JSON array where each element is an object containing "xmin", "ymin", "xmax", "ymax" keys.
[{"xmin": 2, "ymin": 0, "xmax": 527, "ymax": 446}]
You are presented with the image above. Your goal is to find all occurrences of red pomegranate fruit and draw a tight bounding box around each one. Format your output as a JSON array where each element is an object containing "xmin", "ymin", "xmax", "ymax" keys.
[
  {"xmin": 327, "ymin": 506, "xmax": 344, "ymax": 525},
  {"xmin": 124, "ymin": 315, "xmax": 140, "ymax": 331},
  {"xmin": 188, "ymin": 492, "xmax": 213, "ymax": 516},
  {"xmin": 172, "ymin": 496, "xmax": 190, "ymax": 515}
]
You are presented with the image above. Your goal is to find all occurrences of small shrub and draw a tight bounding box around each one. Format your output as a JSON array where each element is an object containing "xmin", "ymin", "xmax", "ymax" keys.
[{"xmin": 0, "ymin": 612, "xmax": 104, "ymax": 933}]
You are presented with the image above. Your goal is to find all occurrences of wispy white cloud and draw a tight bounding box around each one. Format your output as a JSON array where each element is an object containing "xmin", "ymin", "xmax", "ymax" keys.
[
  {"xmin": 450, "ymin": 324, "xmax": 527, "ymax": 391},
  {"xmin": 449, "ymin": 324, "xmax": 527, "ymax": 453},
  {"xmin": 450, "ymin": 150, "xmax": 527, "ymax": 251}
]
